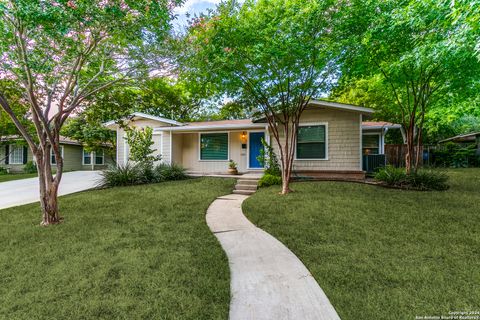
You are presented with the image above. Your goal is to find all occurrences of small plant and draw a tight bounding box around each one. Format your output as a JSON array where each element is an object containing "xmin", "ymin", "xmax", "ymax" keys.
[
  {"xmin": 23, "ymin": 161, "xmax": 37, "ymax": 174},
  {"xmin": 228, "ymin": 159, "xmax": 237, "ymax": 169},
  {"xmin": 374, "ymin": 166, "xmax": 449, "ymax": 191},
  {"xmin": 257, "ymin": 138, "xmax": 281, "ymax": 176},
  {"xmin": 258, "ymin": 174, "xmax": 282, "ymax": 187},
  {"xmin": 124, "ymin": 126, "xmax": 158, "ymax": 165},
  {"xmin": 227, "ymin": 159, "xmax": 238, "ymax": 175},
  {"xmin": 0, "ymin": 166, "xmax": 8, "ymax": 175}
]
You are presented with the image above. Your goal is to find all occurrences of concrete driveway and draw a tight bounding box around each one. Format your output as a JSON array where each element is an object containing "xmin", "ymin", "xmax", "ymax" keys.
[{"xmin": 0, "ymin": 171, "xmax": 102, "ymax": 210}]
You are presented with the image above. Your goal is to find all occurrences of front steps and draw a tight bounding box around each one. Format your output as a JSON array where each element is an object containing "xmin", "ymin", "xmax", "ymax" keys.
[{"xmin": 233, "ymin": 178, "xmax": 260, "ymax": 195}]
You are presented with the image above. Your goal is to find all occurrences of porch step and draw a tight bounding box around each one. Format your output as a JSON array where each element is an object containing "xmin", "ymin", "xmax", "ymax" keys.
[
  {"xmin": 233, "ymin": 189, "xmax": 257, "ymax": 195},
  {"xmin": 237, "ymin": 179, "xmax": 258, "ymax": 185},
  {"xmin": 235, "ymin": 184, "xmax": 258, "ymax": 191}
]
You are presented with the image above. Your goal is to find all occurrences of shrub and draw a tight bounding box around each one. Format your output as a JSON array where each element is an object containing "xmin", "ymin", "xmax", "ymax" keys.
[
  {"xmin": 23, "ymin": 161, "xmax": 37, "ymax": 173},
  {"xmin": 154, "ymin": 163, "xmax": 187, "ymax": 181},
  {"xmin": 406, "ymin": 170, "xmax": 449, "ymax": 191},
  {"xmin": 99, "ymin": 163, "xmax": 142, "ymax": 187},
  {"xmin": 0, "ymin": 166, "xmax": 8, "ymax": 175},
  {"xmin": 258, "ymin": 174, "xmax": 282, "ymax": 187},
  {"xmin": 374, "ymin": 166, "xmax": 449, "ymax": 191},
  {"xmin": 99, "ymin": 162, "xmax": 187, "ymax": 188},
  {"xmin": 374, "ymin": 165, "xmax": 406, "ymax": 185},
  {"xmin": 257, "ymin": 138, "xmax": 281, "ymax": 176}
]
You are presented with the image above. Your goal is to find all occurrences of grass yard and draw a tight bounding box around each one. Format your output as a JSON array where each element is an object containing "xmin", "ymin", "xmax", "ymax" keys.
[
  {"xmin": 0, "ymin": 177, "xmax": 235, "ymax": 320},
  {"xmin": 0, "ymin": 172, "xmax": 37, "ymax": 182},
  {"xmin": 243, "ymin": 169, "xmax": 480, "ymax": 319}
]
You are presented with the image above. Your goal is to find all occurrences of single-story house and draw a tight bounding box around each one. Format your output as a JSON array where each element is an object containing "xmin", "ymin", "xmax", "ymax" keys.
[
  {"xmin": 105, "ymin": 100, "xmax": 399, "ymax": 179},
  {"xmin": 0, "ymin": 136, "xmax": 114, "ymax": 173},
  {"xmin": 439, "ymin": 131, "xmax": 480, "ymax": 155}
]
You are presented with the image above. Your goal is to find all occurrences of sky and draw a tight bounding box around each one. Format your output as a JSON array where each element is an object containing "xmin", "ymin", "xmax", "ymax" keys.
[{"xmin": 172, "ymin": 0, "xmax": 223, "ymax": 31}]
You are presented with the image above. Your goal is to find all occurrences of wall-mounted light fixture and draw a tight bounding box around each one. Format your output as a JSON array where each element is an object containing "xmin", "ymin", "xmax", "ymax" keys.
[{"xmin": 241, "ymin": 131, "xmax": 247, "ymax": 144}]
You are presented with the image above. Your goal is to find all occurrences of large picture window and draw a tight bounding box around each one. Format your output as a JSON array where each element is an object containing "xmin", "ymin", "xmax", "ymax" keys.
[
  {"xmin": 9, "ymin": 145, "xmax": 24, "ymax": 164},
  {"xmin": 362, "ymin": 134, "xmax": 380, "ymax": 155},
  {"xmin": 296, "ymin": 125, "xmax": 327, "ymax": 159},
  {"xmin": 200, "ymin": 133, "xmax": 228, "ymax": 160}
]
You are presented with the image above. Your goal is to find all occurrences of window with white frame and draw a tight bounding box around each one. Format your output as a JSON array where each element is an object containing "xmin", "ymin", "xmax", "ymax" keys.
[
  {"xmin": 50, "ymin": 146, "xmax": 64, "ymax": 165},
  {"xmin": 362, "ymin": 134, "xmax": 380, "ymax": 155},
  {"xmin": 296, "ymin": 124, "xmax": 327, "ymax": 159},
  {"xmin": 200, "ymin": 133, "xmax": 229, "ymax": 160},
  {"xmin": 9, "ymin": 145, "xmax": 24, "ymax": 164},
  {"xmin": 95, "ymin": 150, "xmax": 104, "ymax": 165},
  {"xmin": 83, "ymin": 149, "xmax": 92, "ymax": 165}
]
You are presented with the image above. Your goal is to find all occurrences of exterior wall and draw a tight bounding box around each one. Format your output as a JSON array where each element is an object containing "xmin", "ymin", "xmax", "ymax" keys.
[
  {"xmin": 1, "ymin": 143, "xmax": 113, "ymax": 172},
  {"xmin": 171, "ymin": 133, "xmax": 183, "ymax": 164},
  {"xmin": 178, "ymin": 130, "xmax": 254, "ymax": 173},
  {"xmin": 0, "ymin": 145, "xmax": 33, "ymax": 173},
  {"xmin": 270, "ymin": 108, "xmax": 362, "ymax": 172},
  {"xmin": 116, "ymin": 119, "xmax": 171, "ymax": 166}
]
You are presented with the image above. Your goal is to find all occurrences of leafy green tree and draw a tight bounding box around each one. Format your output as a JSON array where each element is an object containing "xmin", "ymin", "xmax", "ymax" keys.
[
  {"xmin": 180, "ymin": 0, "xmax": 344, "ymax": 194},
  {"xmin": 0, "ymin": 80, "xmax": 33, "ymax": 162},
  {"xmin": 125, "ymin": 126, "xmax": 157, "ymax": 164},
  {"xmin": 62, "ymin": 114, "xmax": 115, "ymax": 156},
  {"xmin": 340, "ymin": 0, "xmax": 480, "ymax": 173},
  {"xmin": 0, "ymin": 0, "xmax": 177, "ymax": 225}
]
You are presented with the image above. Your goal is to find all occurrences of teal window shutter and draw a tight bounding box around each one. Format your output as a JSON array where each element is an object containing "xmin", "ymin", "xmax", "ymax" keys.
[
  {"xmin": 296, "ymin": 125, "xmax": 326, "ymax": 159},
  {"xmin": 200, "ymin": 133, "xmax": 228, "ymax": 160}
]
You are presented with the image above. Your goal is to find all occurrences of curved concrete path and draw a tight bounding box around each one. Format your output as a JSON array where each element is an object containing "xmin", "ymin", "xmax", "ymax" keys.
[{"xmin": 206, "ymin": 193, "xmax": 341, "ymax": 320}]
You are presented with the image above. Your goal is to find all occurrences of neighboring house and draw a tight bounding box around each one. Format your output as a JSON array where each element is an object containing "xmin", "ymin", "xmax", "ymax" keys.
[
  {"xmin": 439, "ymin": 131, "xmax": 480, "ymax": 151},
  {"xmin": 105, "ymin": 100, "xmax": 399, "ymax": 179},
  {"xmin": 0, "ymin": 136, "xmax": 114, "ymax": 173}
]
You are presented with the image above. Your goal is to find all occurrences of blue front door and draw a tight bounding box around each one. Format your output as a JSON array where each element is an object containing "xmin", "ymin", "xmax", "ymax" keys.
[{"xmin": 249, "ymin": 132, "xmax": 265, "ymax": 169}]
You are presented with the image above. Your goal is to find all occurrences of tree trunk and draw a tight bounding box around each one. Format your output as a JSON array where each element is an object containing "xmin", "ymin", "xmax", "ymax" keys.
[
  {"xmin": 36, "ymin": 150, "xmax": 62, "ymax": 226},
  {"xmin": 404, "ymin": 124, "xmax": 415, "ymax": 175}
]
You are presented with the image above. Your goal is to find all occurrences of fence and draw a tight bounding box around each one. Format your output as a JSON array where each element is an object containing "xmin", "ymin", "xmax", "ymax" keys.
[{"xmin": 384, "ymin": 144, "xmax": 424, "ymax": 168}]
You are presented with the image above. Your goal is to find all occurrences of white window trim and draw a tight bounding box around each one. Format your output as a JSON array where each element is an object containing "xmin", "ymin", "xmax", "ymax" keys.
[
  {"xmin": 198, "ymin": 131, "xmax": 230, "ymax": 162},
  {"xmin": 294, "ymin": 122, "xmax": 329, "ymax": 161},
  {"xmin": 50, "ymin": 146, "xmax": 64, "ymax": 165},
  {"xmin": 9, "ymin": 144, "xmax": 24, "ymax": 164},
  {"xmin": 95, "ymin": 149, "xmax": 105, "ymax": 165},
  {"xmin": 82, "ymin": 148, "xmax": 92, "ymax": 165},
  {"xmin": 362, "ymin": 132, "xmax": 382, "ymax": 155}
]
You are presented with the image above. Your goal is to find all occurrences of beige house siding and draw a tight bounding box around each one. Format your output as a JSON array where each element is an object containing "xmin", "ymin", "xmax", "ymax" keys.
[
  {"xmin": 270, "ymin": 108, "xmax": 362, "ymax": 171},
  {"xmin": 171, "ymin": 133, "xmax": 183, "ymax": 164},
  {"xmin": 117, "ymin": 119, "xmax": 172, "ymax": 165},
  {"xmin": 176, "ymin": 131, "xmax": 254, "ymax": 173}
]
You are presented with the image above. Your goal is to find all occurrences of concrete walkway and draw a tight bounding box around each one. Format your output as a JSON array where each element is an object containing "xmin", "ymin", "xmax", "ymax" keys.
[
  {"xmin": 0, "ymin": 171, "xmax": 102, "ymax": 210},
  {"xmin": 206, "ymin": 194, "xmax": 341, "ymax": 320}
]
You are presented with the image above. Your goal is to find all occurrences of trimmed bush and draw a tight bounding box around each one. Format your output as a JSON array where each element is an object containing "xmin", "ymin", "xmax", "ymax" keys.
[
  {"xmin": 154, "ymin": 163, "xmax": 187, "ymax": 181},
  {"xmin": 99, "ymin": 162, "xmax": 187, "ymax": 188},
  {"xmin": 258, "ymin": 174, "xmax": 282, "ymax": 187},
  {"xmin": 99, "ymin": 163, "xmax": 143, "ymax": 187},
  {"xmin": 374, "ymin": 166, "xmax": 449, "ymax": 191},
  {"xmin": 0, "ymin": 167, "xmax": 7, "ymax": 175},
  {"xmin": 23, "ymin": 161, "xmax": 37, "ymax": 174}
]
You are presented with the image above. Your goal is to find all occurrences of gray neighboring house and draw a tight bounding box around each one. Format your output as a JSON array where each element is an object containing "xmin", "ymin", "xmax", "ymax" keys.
[{"xmin": 0, "ymin": 136, "xmax": 115, "ymax": 173}]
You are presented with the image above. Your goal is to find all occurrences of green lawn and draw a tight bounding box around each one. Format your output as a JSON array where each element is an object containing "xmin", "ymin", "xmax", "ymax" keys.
[
  {"xmin": 0, "ymin": 172, "xmax": 37, "ymax": 182},
  {"xmin": 243, "ymin": 169, "xmax": 480, "ymax": 319},
  {"xmin": 0, "ymin": 177, "xmax": 235, "ymax": 320}
]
